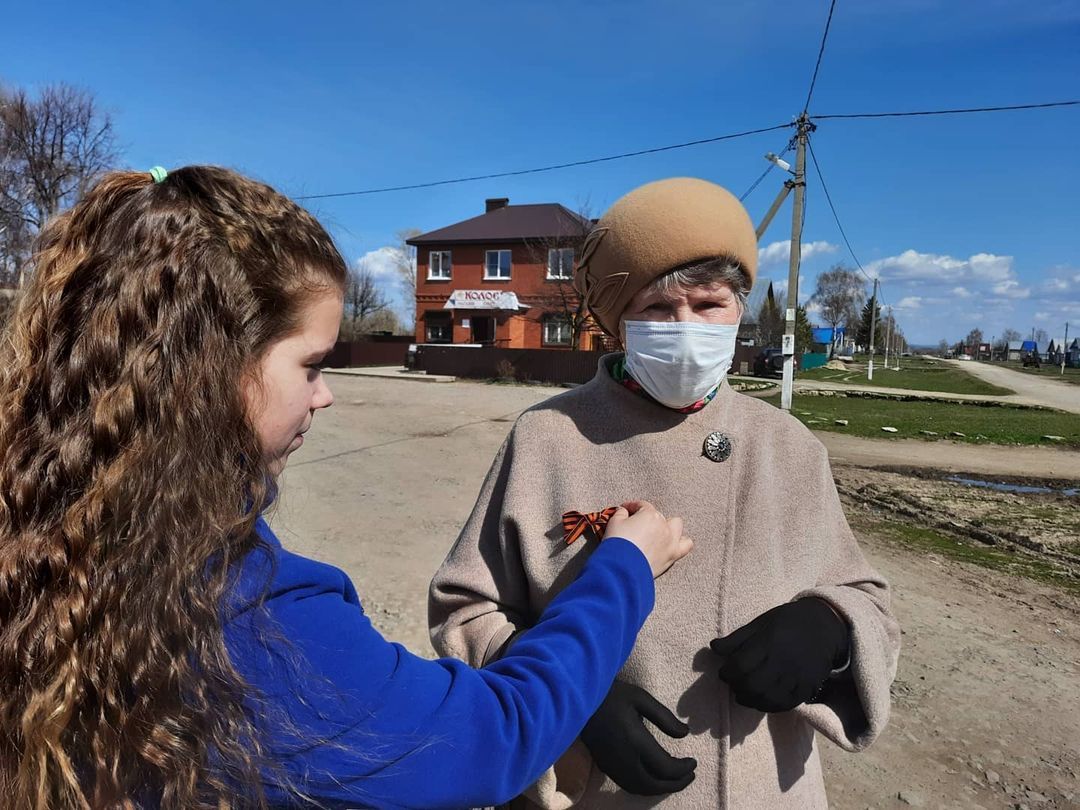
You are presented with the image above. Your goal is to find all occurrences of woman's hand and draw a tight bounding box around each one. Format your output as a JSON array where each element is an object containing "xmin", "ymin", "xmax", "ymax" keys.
[
  {"xmin": 580, "ymin": 680, "xmax": 696, "ymax": 796},
  {"xmin": 603, "ymin": 501, "xmax": 692, "ymax": 578},
  {"xmin": 709, "ymin": 598, "xmax": 851, "ymax": 712}
]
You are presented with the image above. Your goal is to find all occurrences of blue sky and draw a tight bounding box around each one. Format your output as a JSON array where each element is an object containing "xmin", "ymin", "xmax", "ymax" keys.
[{"xmin": 4, "ymin": 0, "xmax": 1078, "ymax": 344}]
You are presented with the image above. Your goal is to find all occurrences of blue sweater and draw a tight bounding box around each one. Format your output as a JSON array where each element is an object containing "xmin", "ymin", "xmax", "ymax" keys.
[{"xmin": 222, "ymin": 517, "xmax": 654, "ymax": 809}]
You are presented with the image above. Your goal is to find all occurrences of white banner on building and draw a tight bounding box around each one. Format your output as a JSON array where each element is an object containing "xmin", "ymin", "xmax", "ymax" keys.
[{"xmin": 443, "ymin": 290, "xmax": 523, "ymax": 310}]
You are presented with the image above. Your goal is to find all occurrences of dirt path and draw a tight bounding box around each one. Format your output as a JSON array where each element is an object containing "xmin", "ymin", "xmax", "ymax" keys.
[
  {"xmin": 818, "ymin": 433, "xmax": 1080, "ymax": 481},
  {"xmin": 275, "ymin": 375, "xmax": 1079, "ymax": 809},
  {"xmin": 821, "ymin": 513, "xmax": 1079, "ymax": 810},
  {"xmin": 949, "ymin": 360, "xmax": 1080, "ymax": 414}
]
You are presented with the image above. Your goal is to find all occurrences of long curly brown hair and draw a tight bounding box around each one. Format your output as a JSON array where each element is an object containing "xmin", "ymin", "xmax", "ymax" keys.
[{"xmin": 0, "ymin": 166, "xmax": 346, "ymax": 808}]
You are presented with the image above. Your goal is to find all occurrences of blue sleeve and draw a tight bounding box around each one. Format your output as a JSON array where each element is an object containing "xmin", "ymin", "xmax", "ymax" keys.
[{"xmin": 225, "ymin": 534, "xmax": 653, "ymax": 809}]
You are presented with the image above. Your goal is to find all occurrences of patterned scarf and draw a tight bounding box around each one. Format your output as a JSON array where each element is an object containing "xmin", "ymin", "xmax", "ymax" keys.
[{"xmin": 610, "ymin": 355, "xmax": 719, "ymax": 414}]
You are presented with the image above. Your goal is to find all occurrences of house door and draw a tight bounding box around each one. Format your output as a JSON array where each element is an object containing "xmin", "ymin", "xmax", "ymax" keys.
[{"xmin": 471, "ymin": 316, "xmax": 496, "ymax": 345}]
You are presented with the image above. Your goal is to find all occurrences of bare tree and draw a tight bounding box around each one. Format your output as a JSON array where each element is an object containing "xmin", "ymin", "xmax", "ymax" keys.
[
  {"xmin": 810, "ymin": 265, "xmax": 866, "ymax": 356},
  {"xmin": 393, "ymin": 228, "xmax": 422, "ymax": 331},
  {"xmin": 0, "ymin": 83, "xmax": 118, "ymax": 283},
  {"xmin": 994, "ymin": 328, "xmax": 1021, "ymax": 355},
  {"xmin": 1033, "ymin": 328, "xmax": 1049, "ymax": 348},
  {"xmin": 342, "ymin": 261, "xmax": 389, "ymax": 339},
  {"xmin": 522, "ymin": 204, "xmax": 596, "ymax": 350},
  {"xmin": 360, "ymin": 308, "xmax": 402, "ymax": 335}
]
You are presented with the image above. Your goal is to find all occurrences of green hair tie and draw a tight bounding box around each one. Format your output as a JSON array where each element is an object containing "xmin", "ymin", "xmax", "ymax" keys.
[{"xmin": 149, "ymin": 166, "xmax": 168, "ymax": 184}]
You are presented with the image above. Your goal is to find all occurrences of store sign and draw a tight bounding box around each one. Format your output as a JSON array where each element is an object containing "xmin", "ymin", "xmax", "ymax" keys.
[{"xmin": 444, "ymin": 290, "xmax": 522, "ymax": 310}]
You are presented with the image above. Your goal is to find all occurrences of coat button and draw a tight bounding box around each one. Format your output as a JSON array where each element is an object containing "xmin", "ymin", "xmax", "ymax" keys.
[{"xmin": 703, "ymin": 431, "xmax": 732, "ymax": 463}]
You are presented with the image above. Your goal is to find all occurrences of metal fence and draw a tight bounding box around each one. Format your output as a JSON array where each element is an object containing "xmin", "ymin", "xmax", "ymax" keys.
[
  {"xmin": 323, "ymin": 337, "xmax": 412, "ymax": 369},
  {"xmin": 416, "ymin": 344, "xmax": 764, "ymax": 385},
  {"xmin": 416, "ymin": 346, "xmax": 606, "ymax": 385}
]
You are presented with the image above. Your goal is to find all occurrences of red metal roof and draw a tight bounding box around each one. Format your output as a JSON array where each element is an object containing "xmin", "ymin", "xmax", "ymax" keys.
[{"xmin": 408, "ymin": 203, "xmax": 592, "ymax": 246}]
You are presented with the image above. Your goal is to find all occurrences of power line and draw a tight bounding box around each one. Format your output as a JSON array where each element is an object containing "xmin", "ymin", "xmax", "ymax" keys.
[
  {"xmin": 295, "ymin": 122, "xmax": 794, "ymax": 200},
  {"xmin": 292, "ymin": 100, "xmax": 1077, "ymax": 201},
  {"xmin": 815, "ymin": 100, "xmax": 1079, "ymax": 120},
  {"xmin": 805, "ymin": 136, "xmax": 872, "ymax": 284},
  {"xmin": 804, "ymin": 0, "xmax": 838, "ymax": 113}
]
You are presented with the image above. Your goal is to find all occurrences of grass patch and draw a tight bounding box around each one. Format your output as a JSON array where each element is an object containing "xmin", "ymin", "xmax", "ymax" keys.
[
  {"xmin": 852, "ymin": 513, "xmax": 1080, "ymax": 595},
  {"xmin": 764, "ymin": 393, "xmax": 1080, "ymax": 447},
  {"xmin": 799, "ymin": 356, "xmax": 1013, "ymax": 396}
]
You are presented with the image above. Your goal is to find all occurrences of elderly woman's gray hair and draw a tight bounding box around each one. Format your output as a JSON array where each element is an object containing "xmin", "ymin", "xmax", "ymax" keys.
[{"xmin": 643, "ymin": 256, "xmax": 751, "ymax": 315}]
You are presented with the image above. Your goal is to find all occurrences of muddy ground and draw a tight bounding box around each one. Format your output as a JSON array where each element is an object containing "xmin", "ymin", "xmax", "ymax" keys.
[
  {"xmin": 276, "ymin": 375, "xmax": 1080, "ymax": 809},
  {"xmin": 834, "ymin": 465, "xmax": 1080, "ymax": 580}
]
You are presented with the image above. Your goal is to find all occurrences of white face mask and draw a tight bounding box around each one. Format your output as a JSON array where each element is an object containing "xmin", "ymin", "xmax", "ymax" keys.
[{"xmin": 623, "ymin": 320, "xmax": 739, "ymax": 409}]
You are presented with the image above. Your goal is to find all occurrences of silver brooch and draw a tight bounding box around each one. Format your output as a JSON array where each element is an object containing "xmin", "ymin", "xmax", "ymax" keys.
[{"xmin": 703, "ymin": 431, "xmax": 732, "ymax": 463}]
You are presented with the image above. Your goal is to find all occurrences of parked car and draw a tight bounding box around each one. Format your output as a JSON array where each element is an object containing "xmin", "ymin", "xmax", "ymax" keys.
[
  {"xmin": 753, "ymin": 348, "xmax": 799, "ymax": 378},
  {"xmin": 958, "ymin": 353, "xmax": 973, "ymax": 361}
]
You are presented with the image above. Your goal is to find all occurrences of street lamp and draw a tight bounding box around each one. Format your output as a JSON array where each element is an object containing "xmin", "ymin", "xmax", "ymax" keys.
[{"xmin": 765, "ymin": 152, "xmax": 794, "ymax": 174}]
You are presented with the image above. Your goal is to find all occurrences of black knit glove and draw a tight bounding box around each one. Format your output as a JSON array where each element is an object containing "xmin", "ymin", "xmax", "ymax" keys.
[
  {"xmin": 710, "ymin": 598, "xmax": 850, "ymax": 713},
  {"xmin": 580, "ymin": 680, "xmax": 697, "ymax": 796}
]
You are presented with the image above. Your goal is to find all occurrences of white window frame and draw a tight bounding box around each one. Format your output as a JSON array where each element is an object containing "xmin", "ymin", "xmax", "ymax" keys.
[
  {"xmin": 542, "ymin": 315, "xmax": 572, "ymax": 346},
  {"xmin": 546, "ymin": 247, "xmax": 574, "ymax": 280},
  {"xmin": 428, "ymin": 250, "xmax": 452, "ymax": 280},
  {"xmin": 484, "ymin": 249, "xmax": 512, "ymax": 281}
]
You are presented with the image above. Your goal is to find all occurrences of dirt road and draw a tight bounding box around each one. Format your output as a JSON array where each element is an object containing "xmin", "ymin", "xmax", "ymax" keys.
[
  {"xmin": 949, "ymin": 360, "xmax": 1080, "ymax": 414},
  {"xmin": 818, "ymin": 432, "xmax": 1080, "ymax": 481},
  {"xmin": 275, "ymin": 375, "xmax": 1079, "ymax": 809}
]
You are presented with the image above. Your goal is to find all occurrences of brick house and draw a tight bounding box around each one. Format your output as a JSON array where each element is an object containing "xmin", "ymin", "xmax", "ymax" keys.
[{"xmin": 408, "ymin": 198, "xmax": 606, "ymax": 350}]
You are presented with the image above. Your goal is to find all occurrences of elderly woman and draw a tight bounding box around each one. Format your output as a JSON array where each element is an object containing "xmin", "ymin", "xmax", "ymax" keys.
[{"xmin": 429, "ymin": 178, "xmax": 900, "ymax": 809}]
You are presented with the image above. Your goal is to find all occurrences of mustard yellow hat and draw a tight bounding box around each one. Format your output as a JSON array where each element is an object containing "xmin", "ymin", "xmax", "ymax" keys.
[{"xmin": 574, "ymin": 177, "xmax": 758, "ymax": 335}]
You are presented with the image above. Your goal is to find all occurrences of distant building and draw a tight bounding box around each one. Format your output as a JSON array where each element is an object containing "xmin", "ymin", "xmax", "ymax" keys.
[
  {"xmin": 408, "ymin": 198, "xmax": 604, "ymax": 350},
  {"xmin": 1067, "ymin": 338, "xmax": 1080, "ymax": 368}
]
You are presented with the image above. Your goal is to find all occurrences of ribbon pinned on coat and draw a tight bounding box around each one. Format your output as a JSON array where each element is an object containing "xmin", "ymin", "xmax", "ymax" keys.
[{"xmin": 561, "ymin": 507, "xmax": 619, "ymax": 546}]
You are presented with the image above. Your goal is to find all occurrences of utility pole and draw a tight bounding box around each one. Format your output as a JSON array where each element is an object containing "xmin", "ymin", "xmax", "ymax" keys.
[
  {"xmin": 1064, "ymin": 322, "xmax": 1070, "ymax": 376},
  {"xmin": 867, "ymin": 278, "xmax": 879, "ymax": 381},
  {"xmin": 883, "ymin": 306, "xmax": 892, "ymax": 370},
  {"xmin": 780, "ymin": 114, "xmax": 814, "ymax": 411}
]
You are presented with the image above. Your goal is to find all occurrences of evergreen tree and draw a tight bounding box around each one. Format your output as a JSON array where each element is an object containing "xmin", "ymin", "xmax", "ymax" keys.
[
  {"xmin": 755, "ymin": 282, "xmax": 784, "ymax": 348},
  {"xmin": 855, "ymin": 299, "xmax": 882, "ymax": 353},
  {"xmin": 795, "ymin": 305, "xmax": 815, "ymax": 354}
]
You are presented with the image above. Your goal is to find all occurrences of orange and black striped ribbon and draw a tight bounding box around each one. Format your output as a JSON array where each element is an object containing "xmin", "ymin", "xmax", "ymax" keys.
[{"xmin": 561, "ymin": 507, "xmax": 619, "ymax": 546}]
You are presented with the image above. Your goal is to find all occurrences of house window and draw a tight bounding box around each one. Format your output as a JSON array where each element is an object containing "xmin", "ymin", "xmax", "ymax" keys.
[
  {"xmin": 547, "ymin": 248, "xmax": 574, "ymax": 280},
  {"xmin": 542, "ymin": 315, "xmax": 572, "ymax": 346},
  {"xmin": 484, "ymin": 249, "xmax": 512, "ymax": 280},
  {"xmin": 425, "ymin": 313, "xmax": 452, "ymax": 343},
  {"xmin": 428, "ymin": 250, "xmax": 452, "ymax": 280}
]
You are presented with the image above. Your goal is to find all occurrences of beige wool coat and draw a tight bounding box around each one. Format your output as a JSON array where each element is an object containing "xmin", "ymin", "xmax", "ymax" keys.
[{"xmin": 429, "ymin": 356, "xmax": 900, "ymax": 809}]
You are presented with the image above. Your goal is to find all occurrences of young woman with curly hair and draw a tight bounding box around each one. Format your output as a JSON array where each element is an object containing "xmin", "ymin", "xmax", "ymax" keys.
[{"xmin": 0, "ymin": 165, "xmax": 691, "ymax": 809}]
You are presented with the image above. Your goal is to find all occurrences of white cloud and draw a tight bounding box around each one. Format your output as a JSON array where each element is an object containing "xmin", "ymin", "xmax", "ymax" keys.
[
  {"xmin": 356, "ymin": 246, "xmax": 407, "ymax": 279},
  {"xmin": 990, "ymin": 280, "xmax": 1030, "ymax": 299},
  {"xmin": 866, "ymin": 250, "xmax": 1014, "ymax": 285},
  {"xmin": 951, "ymin": 286, "xmax": 973, "ymax": 298},
  {"xmin": 758, "ymin": 240, "xmax": 838, "ymax": 265},
  {"xmin": 896, "ymin": 296, "xmax": 922, "ymax": 310},
  {"xmin": 1034, "ymin": 312, "xmax": 1051, "ymax": 322}
]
